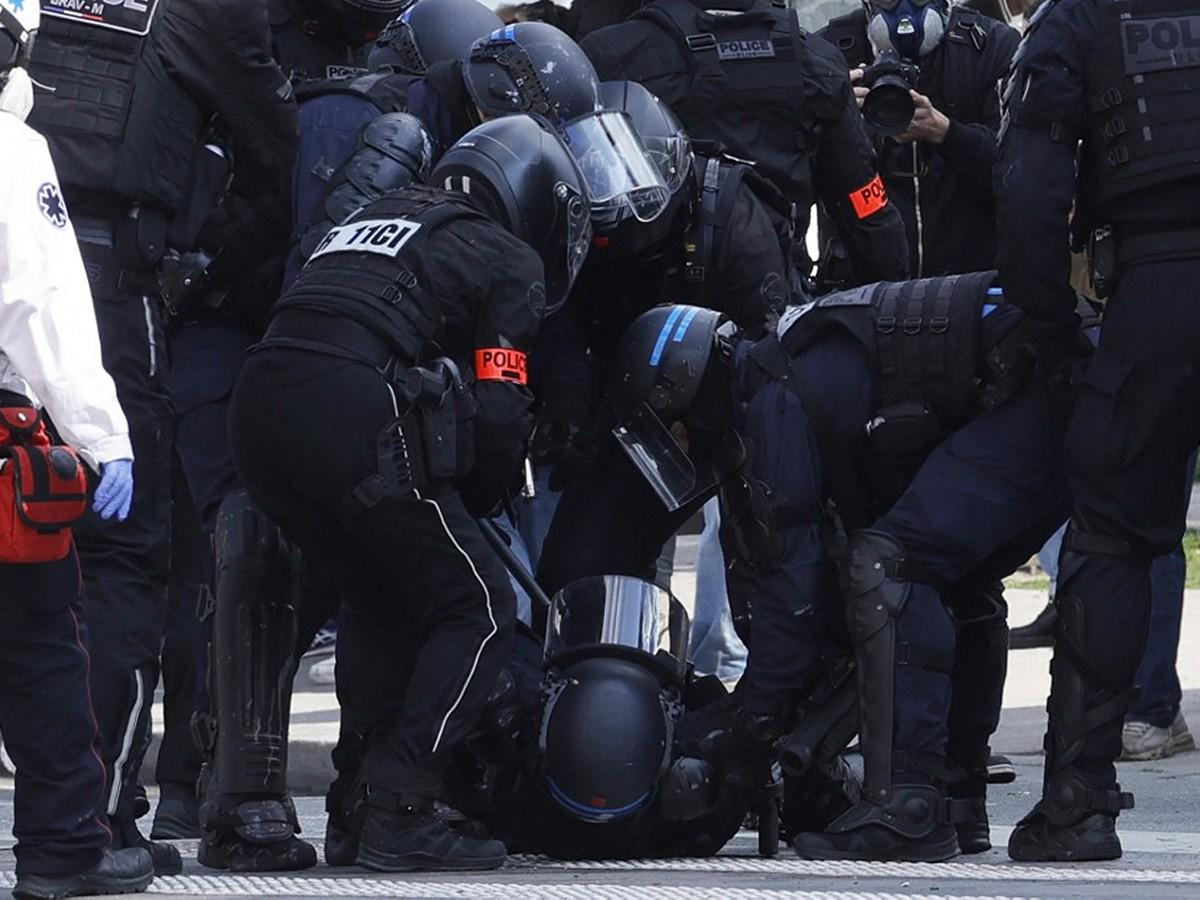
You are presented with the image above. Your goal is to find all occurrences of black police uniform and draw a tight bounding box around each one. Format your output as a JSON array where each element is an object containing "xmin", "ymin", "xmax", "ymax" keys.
[
  {"xmin": 27, "ymin": 0, "xmax": 297, "ymax": 859},
  {"xmin": 270, "ymin": 0, "xmax": 370, "ymax": 83},
  {"xmin": 579, "ymin": 0, "xmax": 910, "ymax": 283},
  {"xmin": 995, "ymin": 0, "xmax": 1200, "ymax": 860},
  {"xmin": 229, "ymin": 183, "xmax": 540, "ymax": 846},
  {"xmin": 818, "ymin": 7, "xmax": 1019, "ymax": 276},
  {"xmin": 536, "ymin": 151, "xmax": 791, "ymax": 596}
]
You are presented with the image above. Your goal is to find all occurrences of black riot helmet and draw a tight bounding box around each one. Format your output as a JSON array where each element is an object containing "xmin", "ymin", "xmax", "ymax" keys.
[
  {"xmin": 303, "ymin": 0, "xmax": 406, "ymax": 44},
  {"xmin": 464, "ymin": 22, "xmax": 599, "ymax": 125},
  {"xmin": 368, "ymin": 0, "xmax": 502, "ymax": 75},
  {"xmin": 609, "ymin": 305, "xmax": 732, "ymax": 511},
  {"xmin": 433, "ymin": 114, "xmax": 592, "ymax": 314},
  {"xmin": 538, "ymin": 576, "xmax": 690, "ymax": 823},
  {"xmin": 593, "ymin": 80, "xmax": 693, "ymax": 253},
  {"xmin": 465, "ymin": 25, "xmax": 670, "ymax": 227}
]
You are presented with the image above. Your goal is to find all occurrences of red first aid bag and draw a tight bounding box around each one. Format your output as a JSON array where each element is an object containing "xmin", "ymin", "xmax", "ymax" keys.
[{"xmin": 0, "ymin": 406, "xmax": 89, "ymax": 563}]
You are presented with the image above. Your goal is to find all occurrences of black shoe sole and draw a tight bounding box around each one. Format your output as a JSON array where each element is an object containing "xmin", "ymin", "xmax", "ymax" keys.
[
  {"xmin": 13, "ymin": 870, "xmax": 154, "ymax": 899},
  {"xmin": 198, "ymin": 836, "xmax": 318, "ymax": 873},
  {"xmin": 356, "ymin": 844, "xmax": 505, "ymax": 873},
  {"xmin": 793, "ymin": 832, "xmax": 960, "ymax": 863},
  {"xmin": 150, "ymin": 813, "xmax": 201, "ymax": 841},
  {"xmin": 1008, "ymin": 829, "xmax": 1122, "ymax": 862}
]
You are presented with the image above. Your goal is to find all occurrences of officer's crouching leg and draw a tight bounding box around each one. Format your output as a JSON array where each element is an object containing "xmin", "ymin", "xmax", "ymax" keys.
[
  {"xmin": 793, "ymin": 531, "xmax": 961, "ymax": 863},
  {"xmin": 196, "ymin": 491, "xmax": 317, "ymax": 871},
  {"xmin": 946, "ymin": 582, "xmax": 1009, "ymax": 855},
  {"xmin": 1008, "ymin": 523, "xmax": 1142, "ymax": 863}
]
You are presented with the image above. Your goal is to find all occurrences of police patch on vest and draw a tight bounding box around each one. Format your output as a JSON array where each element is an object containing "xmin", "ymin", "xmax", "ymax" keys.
[
  {"xmin": 42, "ymin": 0, "xmax": 159, "ymax": 37},
  {"xmin": 716, "ymin": 39, "xmax": 776, "ymax": 61},
  {"xmin": 307, "ymin": 218, "xmax": 422, "ymax": 263},
  {"xmin": 326, "ymin": 65, "xmax": 369, "ymax": 81},
  {"xmin": 1122, "ymin": 15, "xmax": 1200, "ymax": 74}
]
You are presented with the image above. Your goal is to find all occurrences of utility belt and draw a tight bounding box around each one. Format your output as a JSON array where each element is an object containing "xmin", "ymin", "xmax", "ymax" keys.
[
  {"xmin": 0, "ymin": 392, "xmax": 90, "ymax": 564},
  {"xmin": 73, "ymin": 215, "xmax": 161, "ymax": 299},
  {"xmin": 1088, "ymin": 225, "xmax": 1200, "ymax": 298},
  {"xmin": 258, "ymin": 310, "xmax": 478, "ymax": 507}
]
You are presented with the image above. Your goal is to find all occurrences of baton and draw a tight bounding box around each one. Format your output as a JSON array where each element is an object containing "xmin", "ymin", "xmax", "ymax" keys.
[{"xmin": 477, "ymin": 516, "xmax": 553, "ymax": 614}]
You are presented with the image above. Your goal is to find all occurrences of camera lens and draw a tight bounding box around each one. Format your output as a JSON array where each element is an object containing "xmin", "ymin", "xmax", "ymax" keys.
[{"xmin": 863, "ymin": 77, "xmax": 916, "ymax": 137}]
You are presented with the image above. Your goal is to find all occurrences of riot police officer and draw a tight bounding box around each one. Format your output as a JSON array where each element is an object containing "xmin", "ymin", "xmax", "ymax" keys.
[
  {"xmin": 606, "ymin": 282, "xmax": 1086, "ymax": 861},
  {"xmin": 27, "ymin": 0, "xmax": 297, "ymax": 875},
  {"xmin": 578, "ymin": 0, "xmax": 911, "ymax": 284},
  {"xmin": 994, "ymin": 0, "xmax": 1200, "ymax": 862},
  {"xmin": 0, "ymin": 4, "xmax": 152, "ymax": 895},
  {"xmin": 223, "ymin": 114, "xmax": 592, "ymax": 872},
  {"xmin": 271, "ymin": 0, "xmax": 403, "ymax": 83},
  {"xmin": 536, "ymin": 79, "xmax": 790, "ymax": 596},
  {"xmin": 818, "ymin": 0, "xmax": 1019, "ymax": 276},
  {"xmin": 286, "ymin": 0, "xmax": 503, "ymax": 286}
]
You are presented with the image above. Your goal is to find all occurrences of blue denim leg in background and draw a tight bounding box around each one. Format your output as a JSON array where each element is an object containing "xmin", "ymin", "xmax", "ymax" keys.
[
  {"xmin": 688, "ymin": 498, "xmax": 748, "ymax": 682},
  {"xmin": 1039, "ymin": 523, "xmax": 1066, "ymax": 593},
  {"xmin": 1128, "ymin": 453, "xmax": 1197, "ymax": 727}
]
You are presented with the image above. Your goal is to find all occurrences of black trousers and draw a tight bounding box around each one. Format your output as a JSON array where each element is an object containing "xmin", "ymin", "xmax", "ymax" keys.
[
  {"xmin": 1052, "ymin": 258, "xmax": 1200, "ymax": 789},
  {"xmin": 229, "ymin": 348, "xmax": 515, "ymax": 801},
  {"xmin": 0, "ymin": 550, "xmax": 111, "ymax": 877},
  {"xmin": 72, "ymin": 234, "xmax": 173, "ymax": 824},
  {"xmin": 157, "ymin": 315, "xmax": 255, "ymax": 794}
]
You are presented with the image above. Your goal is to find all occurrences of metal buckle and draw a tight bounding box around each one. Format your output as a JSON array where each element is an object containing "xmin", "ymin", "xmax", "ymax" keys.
[{"xmin": 685, "ymin": 33, "xmax": 717, "ymax": 52}]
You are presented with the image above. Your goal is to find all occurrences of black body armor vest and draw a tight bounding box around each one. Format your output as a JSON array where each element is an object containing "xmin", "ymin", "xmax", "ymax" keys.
[
  {"xmin": 275, "ymin": 185, "xmax": 490, "ymax": 363},
  {"xmin": 294, "ymin": 69, "xmax": 418, "ymax": 112},
  {"xmin": 635, "ymin": 0, "xmax": 843, "ymax": 210},
  {"xmin": 1084, "ymin": 0, "xmax": 1200, "ymax": 209},
  {"xmin": 28, "ymin": 0, "xmax": 204, "ymax": 213},
  {"xmin": 270, "ymin": 0, "xmax": 368, "ymax": 83},
  {"xmin": 779, "ymin": 270, "xmax": 994, "ymax": 427}
]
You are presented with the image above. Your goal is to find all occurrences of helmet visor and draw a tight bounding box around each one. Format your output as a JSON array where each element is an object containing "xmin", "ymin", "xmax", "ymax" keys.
[
  {"xmin": 563, "ymin": 111, "xmax": 670, "ymax": 223},
  {"xmin": 544, "ymin": 575, "xmax": 690, "ymax": 678},
  {"xmin": 612, "ymin": 403, "xmax": 712, "ymax": 512},
  {"xmin": 545, "ymin": 178, "xmax": 592, "ymax": 314}
]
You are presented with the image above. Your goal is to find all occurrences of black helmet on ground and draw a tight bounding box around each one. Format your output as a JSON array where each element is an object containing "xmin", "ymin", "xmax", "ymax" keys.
[
  {"xmin": 302, "ymin": 0, "xmax": 406, "ymax": 45},
  {"xmin": 608, "ymin": 305, "xmax": 731, "ymax": 511},
  {"xmin": 433, "ymin": 114, "xmax": 592, "ymax": 314},
  {"xmin": 368, "ymin": 0, "xmax": 502, "ymax": 75},
  {"xmin": 538, "ymin": 575, "xmax": 690, "ymax": 823}
]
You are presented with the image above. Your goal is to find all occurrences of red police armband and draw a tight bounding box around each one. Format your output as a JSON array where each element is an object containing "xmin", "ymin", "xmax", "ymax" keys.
[
  {"xmin": 475, "ymin": 348, "xmax": 528, "ymax": 384},
  {"xmin": 849, "ymin": 175, "xmax": 889, "ymax": 220}
]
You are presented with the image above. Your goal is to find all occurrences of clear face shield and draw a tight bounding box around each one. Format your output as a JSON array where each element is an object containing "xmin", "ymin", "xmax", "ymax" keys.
[
  {"xmin": 544, "ymin": 575, "xmax": 690, "ymax": 680},
  {"xmin": 543, "ymin": 178, "xmax": 593, "ymax": 314},
  {"xmin": 612, "ymin": 403, "xmax": 716, "ymax": 513},
  {"xmin": 563, "ymin": 111, "xmax": 671, "ymax": 226}
]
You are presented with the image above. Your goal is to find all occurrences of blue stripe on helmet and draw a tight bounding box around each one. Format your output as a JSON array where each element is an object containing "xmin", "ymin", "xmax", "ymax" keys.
[
  {"xmin": 649, "ymin": 307, "xmax": 685, "ymax": 367},
  {"xmin": 544, "ymin": 776, "xmax": 650, "ymax": 822},
  {"xmin": 672, "ymin": 307, "xmax": 699, "ymax": 343}
]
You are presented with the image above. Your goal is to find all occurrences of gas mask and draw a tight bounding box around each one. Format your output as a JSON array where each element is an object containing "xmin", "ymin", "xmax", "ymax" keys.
[{"xmin": 865, "ymin": 0, "xmax": 946, "ymax": 61}]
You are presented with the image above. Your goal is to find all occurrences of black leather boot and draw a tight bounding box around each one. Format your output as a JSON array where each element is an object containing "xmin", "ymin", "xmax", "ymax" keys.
[
  {"xmin": 112, "ymin": 818, "xmax": 182, "ymax": 876},
  {"xmin": 1008, "ymin": 770, "xmax": 1131, "ymax": 862},
  {"xmin": 13, "ymin": 848, "xmax": 154, "ymax": 899},
  {"xmin": 198, "ymin": 798, "xmax": 317, "ymax": 872},
  {"xmin": 792, "ymin": 782, "xmax": 962, "ymax": 862},
  {"xmin": 356, "ymin": 795, "xmax": 506, "ymax": 872},
  {"xmin": 1009, "ymin": 602, "xmax": 1056, "ymax": 649}
]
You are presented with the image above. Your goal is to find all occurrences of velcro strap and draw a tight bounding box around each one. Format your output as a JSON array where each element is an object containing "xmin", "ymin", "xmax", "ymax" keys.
[
  {"xmin": 944, "ymin": 797, "xmax": 977, "ymax": 824},
  {"xmin": 1064, "ymin": 527, "xmax": 1132, "ymax": 559}
]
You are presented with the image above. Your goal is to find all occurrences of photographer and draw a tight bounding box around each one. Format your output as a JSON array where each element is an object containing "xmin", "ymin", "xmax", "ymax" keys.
[{"xmin": 820, "ymin": 0, "xmax": 1018, "ymax": 277}]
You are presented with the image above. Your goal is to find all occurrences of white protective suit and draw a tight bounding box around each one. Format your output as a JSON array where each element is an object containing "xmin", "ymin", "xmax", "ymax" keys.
[{"xmin": 0, "ymin": 107, "xmax": 132, "ymax": 469}]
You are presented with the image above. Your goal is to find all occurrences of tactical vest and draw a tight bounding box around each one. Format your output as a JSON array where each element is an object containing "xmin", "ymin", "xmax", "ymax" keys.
[
  {"xmin": 682, "ymin": 151, "xmax": 795, "ymax": 307},
  {"xmin": 275, "ymin": 185, "xmax": 491, "ymax": 363},
  {"xmin": 1083, "ymin": 0, "xmax": 1200, "ymax": 208},
  {"xmin": 28, "ymin": 0, "xmax": 203, "ymax": 213},
  {"xmin": 820, "ymin": 8, "xmax": 993, "ymax": 130},
  {"xmin": 635, "ymin": 0, "xmax": 844, "ymax": 209},
  {"xmin": 294, "ymin": 69, "xmax": 418, "ymax": 113},
  {"xmin": 778, "ymin": 271, "xmax": 994, "ymax": 426}
]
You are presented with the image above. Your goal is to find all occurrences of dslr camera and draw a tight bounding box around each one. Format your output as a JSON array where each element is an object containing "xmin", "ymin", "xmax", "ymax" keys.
[{"xmin": 861, "ymin": 50, "xmax": 921, "ymax": 136}]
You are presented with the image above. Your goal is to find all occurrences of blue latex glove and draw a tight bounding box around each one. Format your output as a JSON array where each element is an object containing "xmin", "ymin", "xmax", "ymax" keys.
[{"xmin": 94, "ymin": 459, "xmax": 134, "ymax": 522}]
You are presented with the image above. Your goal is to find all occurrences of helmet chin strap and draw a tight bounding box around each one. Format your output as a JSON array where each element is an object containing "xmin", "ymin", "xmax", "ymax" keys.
[{"xmin": 0, "ymin": 67, "xmax": 34, "ymax": 122}]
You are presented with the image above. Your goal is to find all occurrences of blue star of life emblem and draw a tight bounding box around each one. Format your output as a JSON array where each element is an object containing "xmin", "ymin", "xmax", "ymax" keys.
[{"xmin": 37, "ymin": 183, "xmax": 68, "ymax": 229}]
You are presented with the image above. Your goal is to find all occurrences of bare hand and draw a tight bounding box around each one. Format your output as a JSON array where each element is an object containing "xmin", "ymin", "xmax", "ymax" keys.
[
  {"xmin": 894, "ymin": 90, "xmax": 951, "ymax": 144},
  {"xmin": 850, "ymin": 67, "xmax": 868, "ymax": 110}
]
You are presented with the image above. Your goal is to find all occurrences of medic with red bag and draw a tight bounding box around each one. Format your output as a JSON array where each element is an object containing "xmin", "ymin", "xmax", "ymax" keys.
[{"xmin": 0, "ymin": 1, "xmax": 151, "ymax": 897}]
